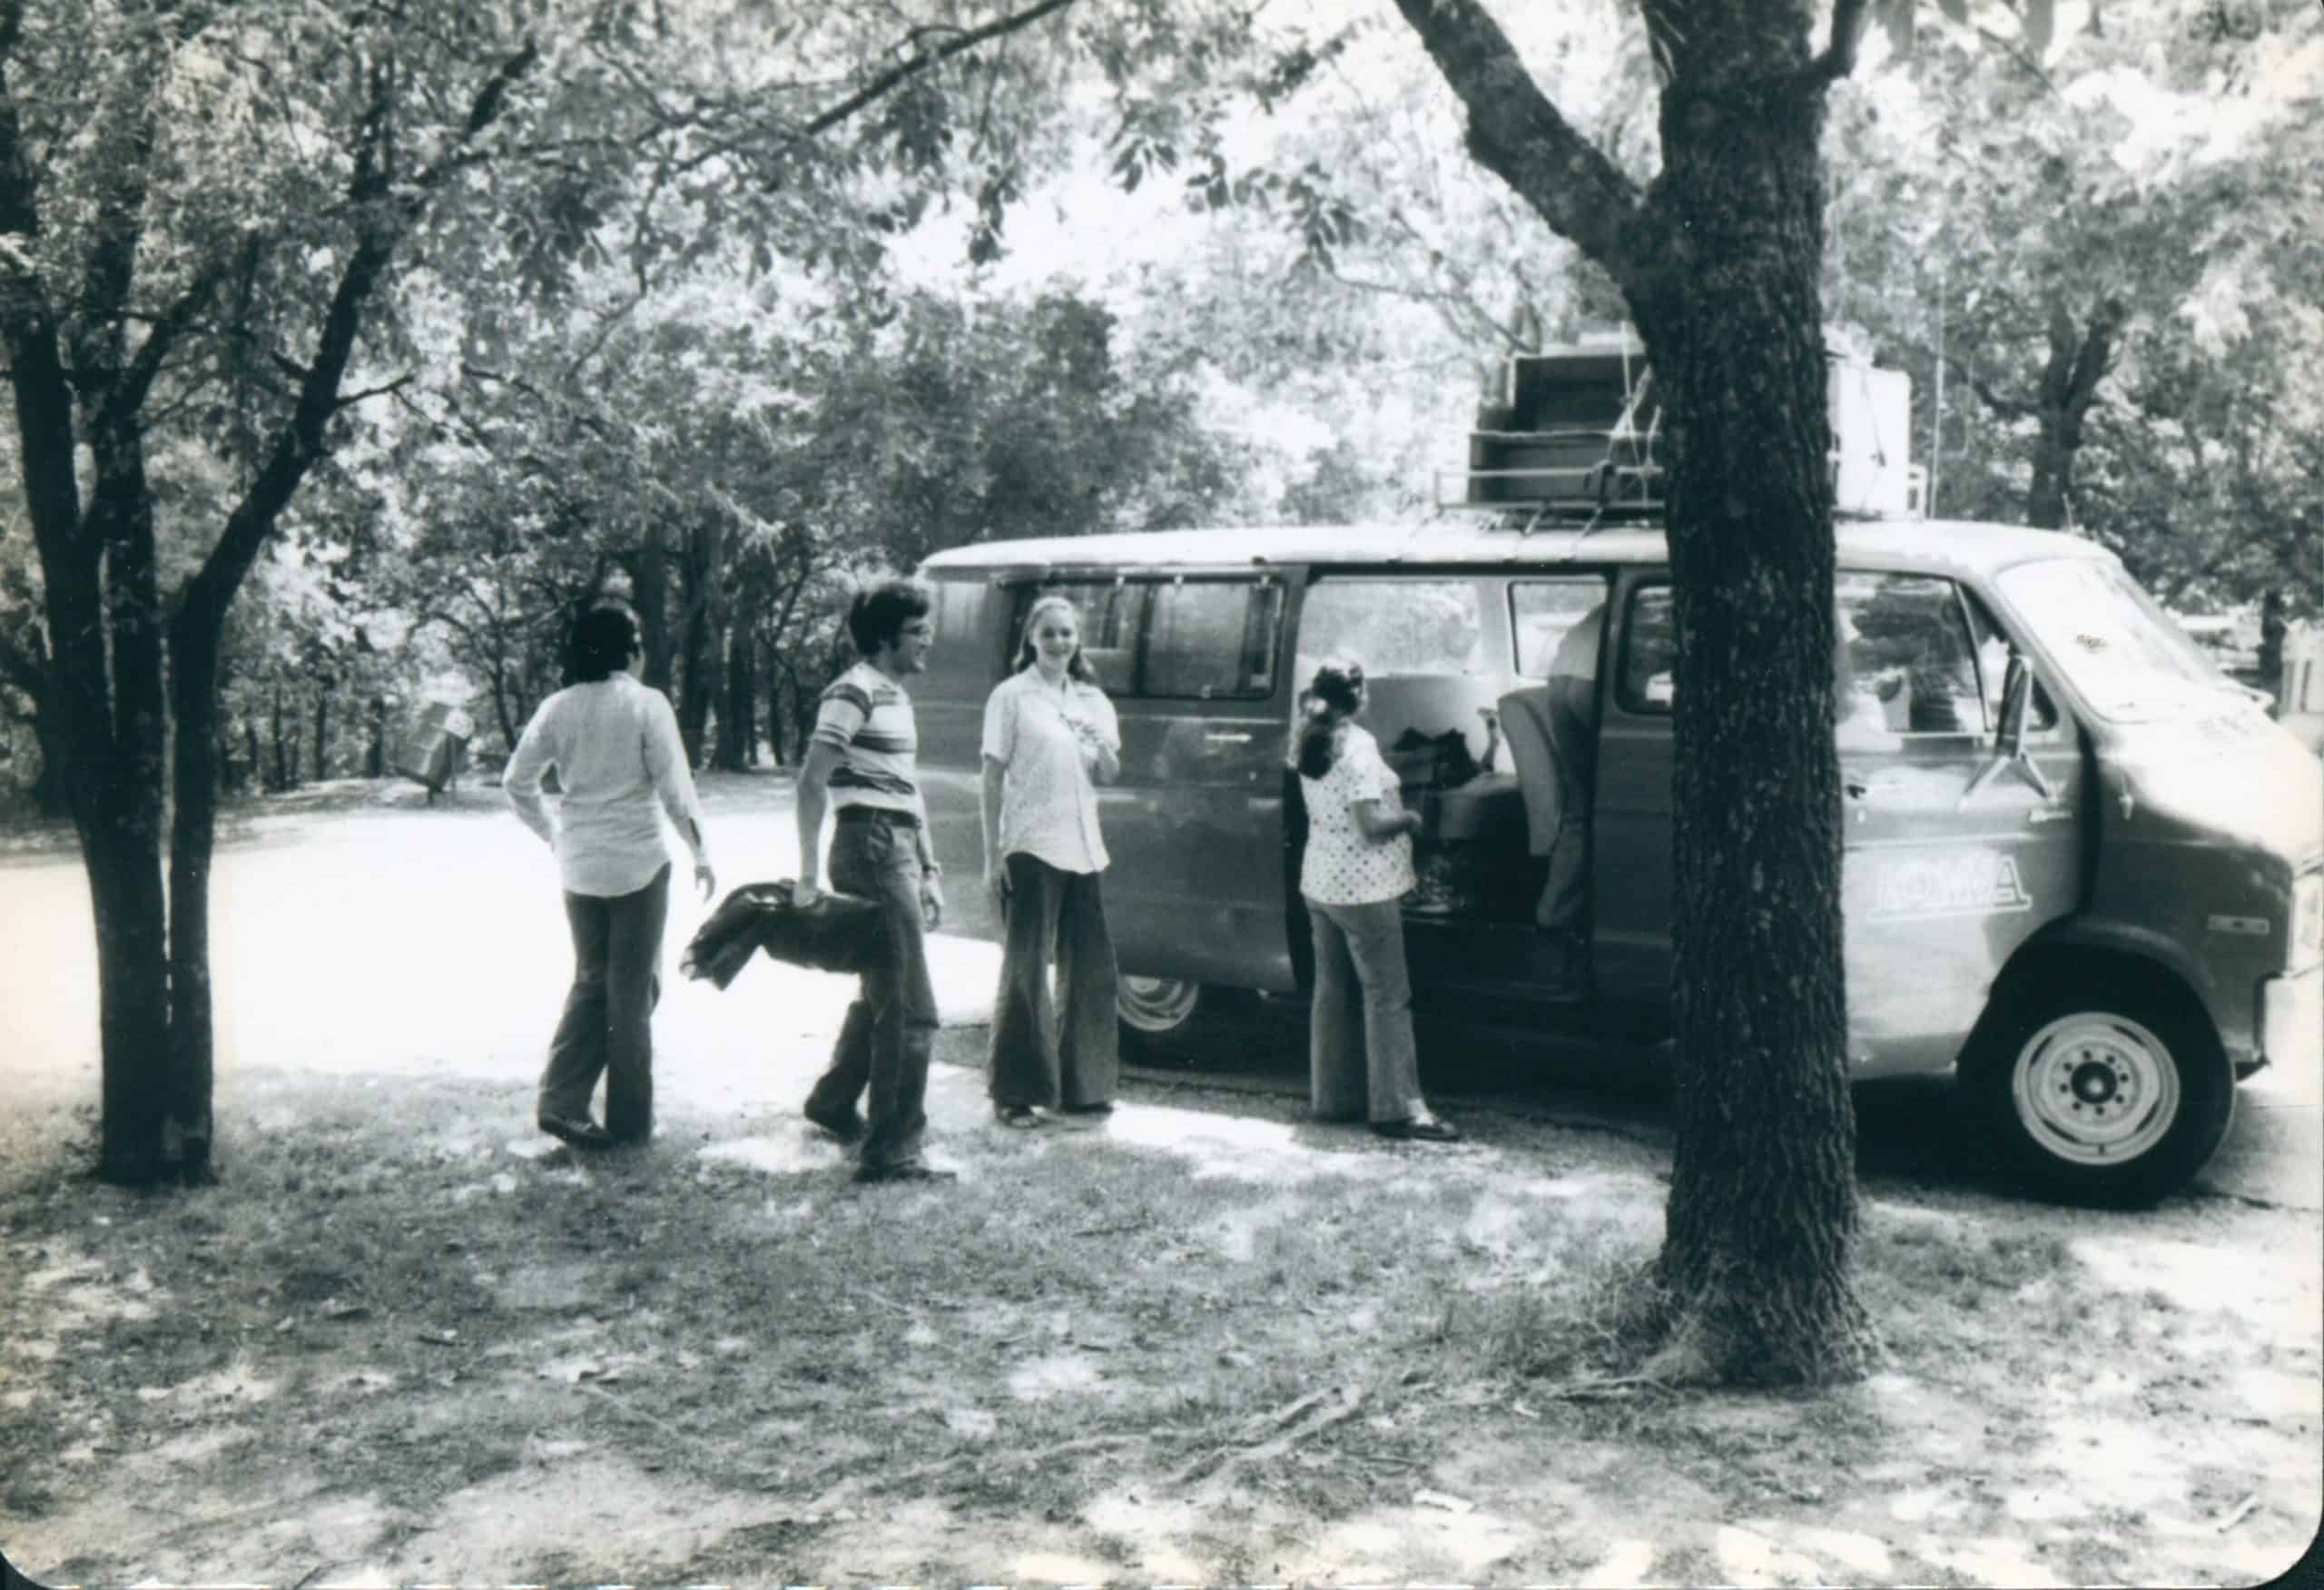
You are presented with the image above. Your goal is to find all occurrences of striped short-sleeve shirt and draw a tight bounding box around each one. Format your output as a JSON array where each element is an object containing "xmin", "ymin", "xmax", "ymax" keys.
[{"xmin": 812, "ymin": 660, "xmax": 920, "ymax": 814}]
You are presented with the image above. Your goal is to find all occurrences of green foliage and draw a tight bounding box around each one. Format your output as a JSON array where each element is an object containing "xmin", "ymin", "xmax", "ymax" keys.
[{"xmin": 1825, "ymin": 0, "xmax": 2324, "ymax": 611}]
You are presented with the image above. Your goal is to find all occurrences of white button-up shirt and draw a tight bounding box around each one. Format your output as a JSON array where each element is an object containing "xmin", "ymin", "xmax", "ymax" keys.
[
  {"xmin": 504, "ymin": 675, "xmax": 712, "ymax": 897},
  {"xmin": 982, "ymin": 667, "xmax": 1118, "ymax": 874}
]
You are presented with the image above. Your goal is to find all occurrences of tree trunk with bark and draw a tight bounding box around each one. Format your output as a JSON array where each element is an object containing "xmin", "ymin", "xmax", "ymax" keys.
[
  {"xmin": 312, "ymin": 682, "xmax": 332, "ymax": 783},
  {"xmin": 0, "ymin": 25, "xmax": 540, "ymax": 1185},
  {"xmin": 269, "ymin": 682, "xmax": 290, "ymax": 792},
  {"xmin": 365, "ymin": 696, "xmax": 388, "ymax": 777},
  {"xmin": 1982, "ymin": 297, "xmax": 2126, "ymax": 530},
  {"xmin": 674, "ymin": 517, "xmax": 724, "ymax": 766},
  {"xmin": 1634, "ymin": 64, "xmax": 1871, "ymax": 1385},
  {"xmin": 630, "ymin": 525, "xmax": 674, "ymax": 695},
  {"xmin": 765, "ymin": 650, "xmax": 791, "ymax": 767},
  {"xmin": 720, "ymin": 622, "xmax": 757, "ymax": 770},
  {"xmin": 1391, "ymin": 0, "xmax": 1878, "ymax": 1384}
]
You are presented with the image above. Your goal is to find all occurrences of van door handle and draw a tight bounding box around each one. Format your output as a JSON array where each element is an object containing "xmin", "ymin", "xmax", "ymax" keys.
[{"xmin": 1204, "ymin": 730, "xmax": 1255, "ymax": 746}]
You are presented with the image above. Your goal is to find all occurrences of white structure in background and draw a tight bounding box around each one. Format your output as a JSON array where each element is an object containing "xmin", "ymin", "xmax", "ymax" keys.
[
  {"xmin": 2280, "ymin": 620, "xmax": 2324, "ymax": 755},
  {"xmin": 1827, "ymin": 355, "xmax": 1920, "ymax": 518}
]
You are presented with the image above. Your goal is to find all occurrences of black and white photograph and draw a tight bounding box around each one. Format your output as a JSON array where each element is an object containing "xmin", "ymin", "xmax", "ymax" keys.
[{"xmin": 3, "ymin": 0, "xmax": 2320, "ymax": 1583}]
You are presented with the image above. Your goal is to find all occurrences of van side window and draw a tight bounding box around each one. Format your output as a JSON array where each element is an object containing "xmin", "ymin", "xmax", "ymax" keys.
[
  {"xmin": 1837, "ymin": 573, "xmax": 1986, "ymax": 736},
  {"xmin": 1960, "ymin": 587, "xmax": 2059, "ymax": 732},
  {"xmin": 1147, "ymin": 579, "xmax": 1281, "ymax": 699},
  {"xmin": 1616, "ymin": 584, "xmax": 1678, "ymax": 714},
  {"xmin": 933, "ymin": 579, "xmax": 983, "ymax": 644},
  {"xmin": 1296, "ymin": 579, "xmax": 1488, "ymax": 684},
  {"xmin": 1011, "ymin": 578, "xmax": 1276, "ymax": 700},
  {"xmin": 1009, "ymin": 580, "xmax": 1147, "ymax": 696},
  {"xmin": 1512, "ymin": 579, "xmax": 1610, "ymax": 678}
]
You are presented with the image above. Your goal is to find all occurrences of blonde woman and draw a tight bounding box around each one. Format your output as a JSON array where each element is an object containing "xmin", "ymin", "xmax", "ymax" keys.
[
  {"xmin": 1295, "ymin": 657, "xmax": 1459, "ymax": 1141},
  {"xmin": 980, "ymin": 596, "xmax": 1122, "ymax": 1128}
]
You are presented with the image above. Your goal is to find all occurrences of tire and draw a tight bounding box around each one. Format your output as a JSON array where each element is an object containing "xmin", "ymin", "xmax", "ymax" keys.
[
  {"xmin": 1966, "ymin": 981, "xmax": 2235, "ymax": 1208},
  {"xmin": 1118, "ymin": 976, "xmax": 1246, "ymax": 1067}
]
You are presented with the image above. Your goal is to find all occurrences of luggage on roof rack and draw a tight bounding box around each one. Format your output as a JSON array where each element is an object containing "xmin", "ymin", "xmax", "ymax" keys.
[{"xmin": 1439, "ymin": 334, "xmax": 1925, "ymax": 522}]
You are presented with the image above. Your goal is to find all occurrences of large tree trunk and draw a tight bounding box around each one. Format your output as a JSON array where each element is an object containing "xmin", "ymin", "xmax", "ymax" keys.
[
  {"xmin": 1627, "ymin": 13, "xmax": 1872, "ymax": 1388},
  {"xmin": 630, "ymin": 524, "xmax": 673, "ymax": 693},
  {"xmin": 675, "ymin": 518, "xmax": 724, "ymax": 766},
  {"xmin": 365, "ymin": 696, "xmax": 388, "ymax": 777},
  {"xmin": 1389, "ymin": 0, "xmax": 1876, "ymax": 1385},
  {"xmin": 311, "ymin": 682, "xmax": 331, "ymax": 782},
  {"xmin": 164, "ymin": 606, "xmax": 230, "ymax": 1182},
  {"xmin": 677, "ymin": 600, "xmax": 718, "ymax": 765},
  {"xmin": 2024, "ymin": 298, "xmax": 2125, "ymax": 529},
  {"xmin": 720, "ymin": 623, "xmax": 757, "ymax": 771},
  {"xmin": 765, "ymin": 649, "xmax": 789, "ymax": 767},
  {"xmin": 269, "ymin": 682, "xmax": 290, "ymax": 792}
]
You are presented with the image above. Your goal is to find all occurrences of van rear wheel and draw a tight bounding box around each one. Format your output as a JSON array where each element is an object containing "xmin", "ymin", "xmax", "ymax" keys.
[
  {"xmin": 1118, "ymin": 976, "xmax": 1243, "ymax": 1066},
  {"xmin": 1968, "ymin": 982, "xmax": 2233, "ymax": 1208}
]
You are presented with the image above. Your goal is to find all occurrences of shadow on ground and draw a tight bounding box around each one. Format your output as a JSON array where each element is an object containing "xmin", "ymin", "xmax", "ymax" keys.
[{"xmin": 1118, "ymin": 994, "xmax": 2027, "ymax": 1204}]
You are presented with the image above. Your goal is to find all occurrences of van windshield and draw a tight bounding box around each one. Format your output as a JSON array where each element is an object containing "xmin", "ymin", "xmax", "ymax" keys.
[{"xmin": 1994, "ymin": 558, "xmax": 2231, "ymax": 724}]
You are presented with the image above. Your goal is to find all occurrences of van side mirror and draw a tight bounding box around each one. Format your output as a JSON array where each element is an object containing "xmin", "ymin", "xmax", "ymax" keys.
[{"xmin": 1998, "ymin": 651, "xmax": 2031, "ymax": 754}]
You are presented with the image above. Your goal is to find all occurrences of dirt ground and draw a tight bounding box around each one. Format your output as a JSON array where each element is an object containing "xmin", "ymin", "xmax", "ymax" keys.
[{"xmin": 3, "ymin": 777, "xmax": 2320, "ymax": 1585}]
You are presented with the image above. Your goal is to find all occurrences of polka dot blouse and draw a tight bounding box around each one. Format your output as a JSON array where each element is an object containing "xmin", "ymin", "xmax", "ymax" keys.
[{"xmin": 1298, "ymin": 725, "xmax": 1416, "ymax": 906}]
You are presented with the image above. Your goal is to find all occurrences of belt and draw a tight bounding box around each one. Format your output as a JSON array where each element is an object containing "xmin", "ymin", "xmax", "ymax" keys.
[{"xmin": 835, "ymin": 805, "xmax": 920, "ymax": 829}]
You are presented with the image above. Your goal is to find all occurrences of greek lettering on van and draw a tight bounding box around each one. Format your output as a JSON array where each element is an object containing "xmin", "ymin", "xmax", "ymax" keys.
[{"xmin": 1856, "ymin": 853, "xmax": 2034, "ymax": 923}]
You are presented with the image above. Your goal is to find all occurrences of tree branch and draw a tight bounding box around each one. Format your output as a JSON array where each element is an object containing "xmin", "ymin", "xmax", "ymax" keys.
[
  {"xmin": 800, "ymin": 0, "xmax": 1080, "ymax": 139},
  {"xmin": 101, "ymin": 235, "xmax": 253, "ymax": 430},
  {"xmin": 331, "ymin": 371, "xmax": 416, "ymax": 410},
  {"xmin": 1805, "ymin": 0, "xmax": 1874, "ymax": 84},
  {"xmin": 178, "ymin": 43, "xmax": 541, "ymax": 642},
  {"xmin": 2063, "ymin": 297, "xmax": 2126, "ymax": 417},
  {"xmin": 1385, "ymin": 0, "xmax": 1650, "ymax": 296}
]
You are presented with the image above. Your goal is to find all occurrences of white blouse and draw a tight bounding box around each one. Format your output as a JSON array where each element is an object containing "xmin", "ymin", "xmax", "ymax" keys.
[
  {"xmin": 504, "ymin": 675, "xmax": 711, "ymax": 898},
  {"xmin": 1298, "ymin": 725, "xmax": 1416, "ymax": 907},
  {"xmin": 982, "ymin": 668, "xmax": 1119, "ymax": 874}
]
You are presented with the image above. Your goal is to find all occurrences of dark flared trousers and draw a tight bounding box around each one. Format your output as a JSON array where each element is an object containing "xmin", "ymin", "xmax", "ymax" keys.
[
  {"xmin": 804, "ymin": 818, "xmax": 940, "ymax": 1170},
  {"xmin": 538, "ymin": 863, "xmax": 671, "ymax": 1142},
  {"xmin": 989, "ymin": 853, "xmax": 1119, "ymax": 1111}
]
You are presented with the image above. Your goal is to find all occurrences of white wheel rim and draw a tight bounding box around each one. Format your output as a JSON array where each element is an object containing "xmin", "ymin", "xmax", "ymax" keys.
[
  {"xmin": 2010, "ymin": 1012, "xmax": 2181, "ymax": 1167},
  {"xmin": 1119, "ymin": 975, "xmax": 1199, "ymax": 1033}
]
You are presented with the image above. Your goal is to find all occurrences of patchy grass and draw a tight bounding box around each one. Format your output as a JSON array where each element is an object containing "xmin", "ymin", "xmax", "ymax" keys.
[{"xmin": 3, "ymin": 1064, "xmax": 2319, "ymax": 1586}]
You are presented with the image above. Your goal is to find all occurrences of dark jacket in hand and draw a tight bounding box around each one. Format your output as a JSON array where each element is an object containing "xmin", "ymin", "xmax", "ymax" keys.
[{"xmin": 680, "ymin": 882, "xmax": 889, "ymax": 990}]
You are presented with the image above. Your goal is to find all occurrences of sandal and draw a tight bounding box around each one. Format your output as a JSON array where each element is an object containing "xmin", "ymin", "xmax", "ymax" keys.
[{"xmin": 1372, "ymin": 1114, "xmax": 1462, "ymax": 1143}]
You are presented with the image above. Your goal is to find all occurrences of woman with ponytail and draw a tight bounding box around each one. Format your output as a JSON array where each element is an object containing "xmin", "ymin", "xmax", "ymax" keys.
[
  {"xmin": 1295, "ymin": 657, "xmax": 1459, "ymax": 1141},
  {"xmin": 980, "ymin": 595, "xmax": 1123, "ymax": 1128}
]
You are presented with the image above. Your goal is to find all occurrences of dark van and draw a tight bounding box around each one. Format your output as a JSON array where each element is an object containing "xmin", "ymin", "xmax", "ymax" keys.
[{"xmin": 908, "ymin": 518, "xmax": 2320, "ymax": 1205}]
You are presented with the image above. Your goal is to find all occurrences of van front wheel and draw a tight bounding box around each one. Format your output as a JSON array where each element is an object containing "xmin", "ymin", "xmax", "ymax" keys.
[{"xmin": 1970, "ymin": 983, "xmax": 2234, "ymax": 1208}]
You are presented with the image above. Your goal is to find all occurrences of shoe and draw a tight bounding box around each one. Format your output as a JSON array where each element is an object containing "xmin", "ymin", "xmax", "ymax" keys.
[
  {"xmin": 1372, "ymin": 1114, "xmax": 1462, "ymax": 1143},
  {"xmin": 538, "ymin": 1111, "xmax": 615, "ymax": 1150},
  {"xmin": 804, "ymin": 1101, "xmax": 867, "ymax": 1143},
  {"xmin": 995, "ymin": 1105, "xmax": 1045, "ymax": 1130},
  {"xmin": 852, "ymin": 1161, "xmax": 958, "ymax": 1185},
  {"xmin": 1059, "ymin": 1101, "xmax": 1114, "ymax": 1117}
]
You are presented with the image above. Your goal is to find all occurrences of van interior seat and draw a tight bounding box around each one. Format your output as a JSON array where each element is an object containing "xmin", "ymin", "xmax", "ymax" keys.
[
  {"xmin": 1363, "ymin": 672, "xmax": 1514, "ymax": 782},
  {"xmin": 1495, "ymin": 685, "xmax": 1560, "ymax": 858}
]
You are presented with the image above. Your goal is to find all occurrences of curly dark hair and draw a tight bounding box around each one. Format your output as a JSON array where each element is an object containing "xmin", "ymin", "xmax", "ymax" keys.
[{"xmin": 847, "ymin": 578, "xmax": 935, "ymax": 656}]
